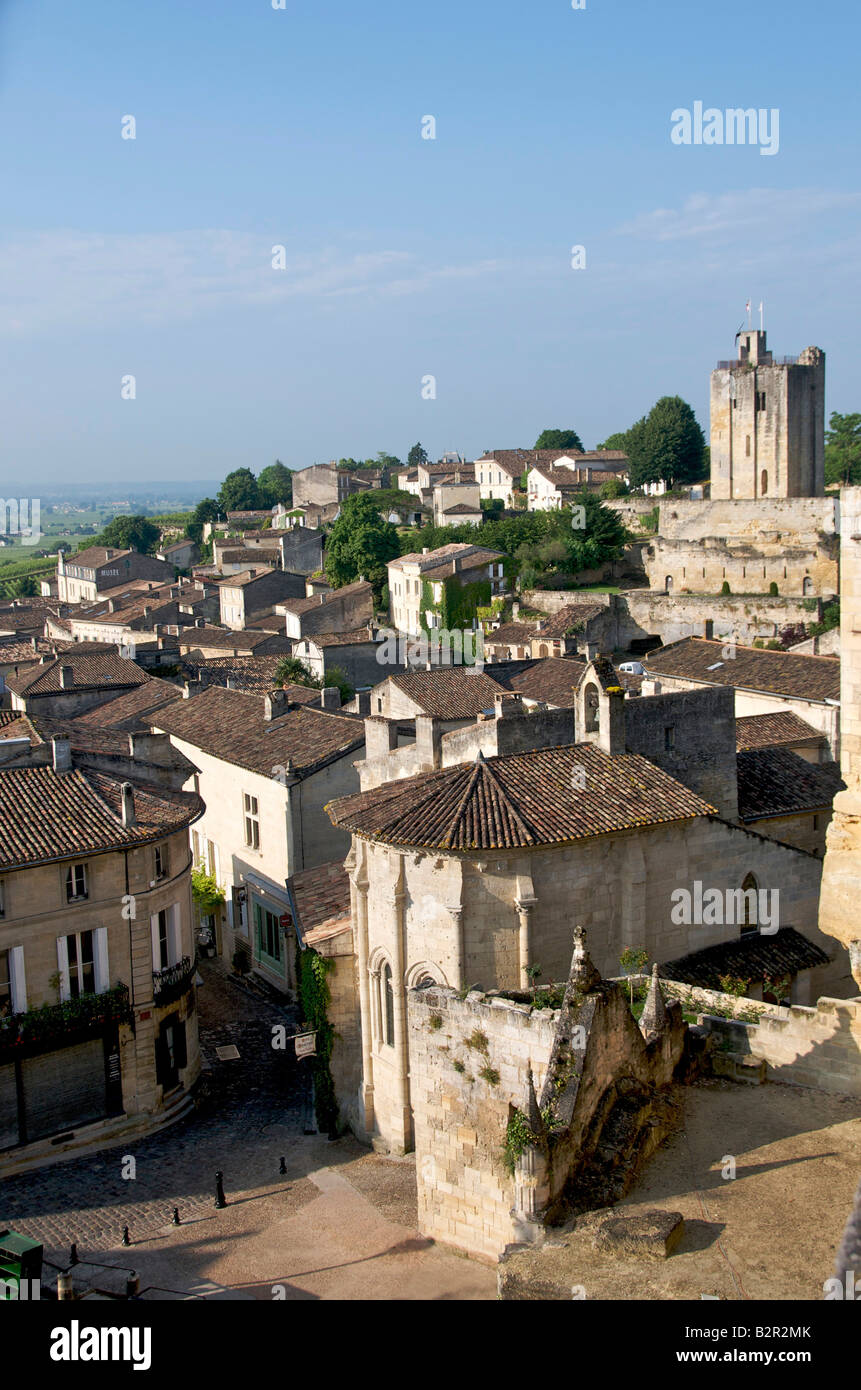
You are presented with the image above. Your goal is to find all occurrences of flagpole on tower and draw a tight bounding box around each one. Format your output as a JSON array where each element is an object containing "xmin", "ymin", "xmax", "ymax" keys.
[
  {"xmin": 759, "ymin": 301, "xmax": 764, "ymax": 331},
  {"xmin": 746, "ymin": 299, "xmax": 751, "ymax": 328}
]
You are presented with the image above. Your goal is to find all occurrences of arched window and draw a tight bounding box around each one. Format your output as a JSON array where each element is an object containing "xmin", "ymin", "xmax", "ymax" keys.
[
  {"xmin": 740, "ymin": 873, "xmax": 758, "ymax": 936},
  {"xmin": 383, "ymin": 963, "xmax": 395, "ymax": 1046},
  {"xmin": 584, "ymin": 682, "xmax": 600, "ymax": 734},
  {"xmin": 760, "ymin": 469, "xmax": 768, "ymax": 495},
  {"xmin": 803, "ymin": 576, "xmax": 813, "ymax": 596},
  {"xmin": 665, "ymin": 576, "xmax": 673, "ymax": 594}
]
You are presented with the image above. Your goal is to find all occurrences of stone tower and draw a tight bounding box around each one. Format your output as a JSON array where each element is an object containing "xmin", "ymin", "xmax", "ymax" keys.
[
  {"xmin": 818, "ymin": 486, "xmax": 861, "ymax": 989},
  {"xmin": 710, "ymin": 327, "xmax": 825, "ymax": 499}
]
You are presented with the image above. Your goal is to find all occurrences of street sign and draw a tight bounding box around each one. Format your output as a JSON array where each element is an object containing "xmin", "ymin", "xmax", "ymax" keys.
[
  {"xmin": 294, "ymin": 1031, "xmax": 316, "ymax": 1059},
  {"xmin": 279, "ymin": 913, "xmax": 292, "ymax": 929}
]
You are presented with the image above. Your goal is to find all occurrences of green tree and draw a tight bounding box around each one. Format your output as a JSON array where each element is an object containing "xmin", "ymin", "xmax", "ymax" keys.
[
  {"xmin": 324, "ymin": 491, "xmax": 401, "ymax": 595},
  {"xmin": 407, "ymin": 442, "xmax": 429, "ymax": 468},
  {"xmin": 825, "ymin": 412, "xmax": 861, "ymax": 485},
  {"xmin": 273, "ymin": 655, "xmax": 320, "ymax": 689},
  {"xmin": 599, "ymin": 477, "xmax": 628, "ymax": 499},
  {"xmin": 5, "ymin": 574, "xmax": 36, "ymax": 597},
  {"xmin": 534, "ymin": 428, "xmax": 584, "ymax": 452},
  {"xmin": 628, "ymin": 397, "xmax": 705, "ymax": 489},
  {"xmin": 185, "ymin": 497, "xmax": 219, "ymax": 544},
  {"xmin": 257, "ymin": 461, "xmax": 293, "ymax": 507},
  {"xmin": 89, "ymin": 514, "xmax": 160, "ymax": 554},
  {"xmin": 217, "ymin": 468, "xmax": 261, "ymax": 513}
]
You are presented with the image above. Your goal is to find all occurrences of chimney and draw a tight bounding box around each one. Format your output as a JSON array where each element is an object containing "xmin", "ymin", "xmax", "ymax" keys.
[
  {"xmin": 422, "ymin": 548, "xmax": 429, "ymax": 555},
  {"xmin": 60, "ymin": 665, "xmax": 74, "ymax": 688},
  {"xmin": 31, "ymin": 636, "xmax": 38, "ymax": 651},
  {"xmin": 108, "ymin": 599, "xmax": 116, "ymax": 613},
  {"xmin": 353, "ymin": 689, "xmax": 371, "ymax": 716},
  {"xmin": 494, "ymin": 691, "xmax": 523, "ymax": 720},
  {"xmin": 703, "ymin": 619, "xmax": 714, "ymax": 641},
  {"xmin": 226, "ymin": 676, "xmax": 237, "ymax": 689},
  {"xmin": 52, "ymin": 736, "xmax": 72, "ymax": 774},
  {"xmin": 512, "ymin": 601, "xmax": 520, "ymax": 620},
  {"xmin": 641, "ymin": 678, "xmax": 662, "ymax": 696},
  {"xmin": 196, "ymin": 617, "xmax": 205, "ymax": 627},
  {"xmin": 320, "ymin": 686, "xmax": 341, "ymax": 711},
  {"xmin": 182, "ymin": 682, "xmax": 193, "ymax": 699},
  {"xmin": 264, "ymin": 689, "xmax": 287, "ymax": 721},
  {"xmin": 415, "ymin": 714, "xmax": 442, "ymax": 771},
  {"xmin": 121, "ymin": 781, "xmax": 136, "ymax": 826}
]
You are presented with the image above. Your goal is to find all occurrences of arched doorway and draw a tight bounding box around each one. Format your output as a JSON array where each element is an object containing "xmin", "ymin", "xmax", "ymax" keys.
[
  {"xmin": 802, "ymin": 576, "xmax": 813, "ymax": 596},
  {"xmin": 665, "ymin": 576, "xmax": 673, "ymax": 594}
]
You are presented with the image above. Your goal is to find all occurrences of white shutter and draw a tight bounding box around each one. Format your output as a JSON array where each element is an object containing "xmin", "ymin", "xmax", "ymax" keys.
[
  {"xmin": 56, "ymin": 935, "xmax": 70, "ymax": 1001},
  {"xmin": 9, "ymin": 945, "xmax": 26, "ymax": 1013},
  {"xmin": 168, "ymin": 903, "xmax": 181, "ymax": 966},
  {"xmin": 151, "ymin": 914, "xmax": 162, "ymax": 972},
  {"xmin": 212, "ymin": 843, "xmax": 220, "ymax": 882},
  {"xmin": 93, "ymin": 927, "xmax": 109, "ymax": 994}
]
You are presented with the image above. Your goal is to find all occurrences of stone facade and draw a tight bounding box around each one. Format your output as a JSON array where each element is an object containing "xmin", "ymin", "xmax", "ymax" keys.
[
  {"xmin": 702, "ymin": 995, "xmax": 861, "ymax": 1097},
  {"xmin": 818, "ymin": 487, "xmax": 861, "ymax": 987},
  {"xmin": 710, "ymin": 331, "xmax": 825, "ymax": 500}
]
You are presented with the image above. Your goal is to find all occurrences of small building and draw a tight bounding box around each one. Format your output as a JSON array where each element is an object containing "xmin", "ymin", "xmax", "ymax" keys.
[
  {"xmin": 156, "ymin": 538, "xmax": 199, "ymax": 570},
  {"xmin": 278, "ymin": 580, "xmax": 374, "ymax": 641},
  {"xmin": 218, "ymin": 569, "xmax": 305, "ymax": 630},
  {"xmin": 56, "ymin": 548, "xmax": 175, "ymax": 604},
  {"xmin": 5, "ymin": 652, "xmax": 151, "ymax": 719},
  {"xmin": 387, "ymin": 544, "xmax": 506, "ymax": 638}
]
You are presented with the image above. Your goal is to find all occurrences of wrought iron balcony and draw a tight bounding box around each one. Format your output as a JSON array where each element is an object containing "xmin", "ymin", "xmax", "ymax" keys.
[
  {"xmin": 152, "ymin": 955, "xmax": 196, "ymax": 1007},
  {"xmin": 0, "ymin": 984, "xmax": 133, "ymax": 1061}
]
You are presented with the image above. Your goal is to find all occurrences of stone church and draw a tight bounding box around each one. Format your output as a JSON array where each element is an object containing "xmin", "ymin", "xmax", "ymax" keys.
[{"xmin": 326, "ymin": 661, "xmax": 847, "ymax": 1153}]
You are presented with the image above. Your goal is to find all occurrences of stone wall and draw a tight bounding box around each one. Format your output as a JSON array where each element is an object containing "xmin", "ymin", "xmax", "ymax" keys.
[
  {"xmin": 623, "ymin": 685, "xmax": 738, "ymax": 818},
  {"xmin": 703, "ymin": 996, "xmax": 861, "ymax": 1097},
  {"xmin": 407, "ymin": 984, "xmax": 558, "ymax": 1261},
  {"xmin": 619, "ymin": 591, "xmax": 818, "ymax": 649}
]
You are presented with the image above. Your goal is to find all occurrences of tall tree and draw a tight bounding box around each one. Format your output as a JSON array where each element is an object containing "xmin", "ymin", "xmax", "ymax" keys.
[
  {"xmin": 534, "ymin": 428, "xmax": 584, "ymax": 452},
  {"xmin": 258, "ymin": 461, "xmax": 293, "ymax": 506},
  {"xmin": 324, "ymin": 491, "xmax": 400, "ymax": 595},
  {"xmin": 217, "ymin": 468, "xmax": 261, "ymax": 513},
  {"xmin": 825, "ymin": 412, "xmax": 861, "ymax": 485},
  {"xmin": 407, "ymin": 442, "xmax": 429, "ymax": 468},
  {"xmin": 90, "ymin": 514, "xmax": 160, "ymax": 554}
]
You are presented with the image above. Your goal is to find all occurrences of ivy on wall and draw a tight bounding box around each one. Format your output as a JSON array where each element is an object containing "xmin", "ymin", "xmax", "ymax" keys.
[
  {"xmin": 420, "ymin": 576, "xmax": 492, "ymax": 635},
  {"xmin": 297, "ymin": 946, "xmax": 339, "ymax": 1135}
]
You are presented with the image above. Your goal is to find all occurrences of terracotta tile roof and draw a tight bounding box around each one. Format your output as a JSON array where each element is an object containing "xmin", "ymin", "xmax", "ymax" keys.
[
  {"xmin": 278, "ymin": 580, "xmax": 372, "ymax": 616},
  {"xmin": 500, "ymin": 657, "xmax": 587, "ymax": 706},
  {"xmin": 62, "ymin": 546, "xmax": 134, "ymax": 568},
  {"xmin": 328, "ymin": 742, "xmax": 714, "ymax": 850},
  {"xmin": 645, "ymin": 638, "xmax": 840, "ymax": 703},
  {"xmin": 5, "ymin": 652, "xmax": 150, "ymax": 697},
  {"xmin": 391, "ymin": 543, "xmax": 503, "ymax": 574},
  {"xmin": 442, "ymin": 502, "xmax": 482, "ymax": 515},
  {"xmin": 478, "ymin": 449, "xmax": 629, "ymax": 475},
  {"xmin": 297, "ymin": 627, "xmax": 375, "ymax": 649},
  {"xmin": 147, "ymin": 684, "xmax": 363, "ymax": 778},
  {"xmin": 0, "ymin": 710, "xmax": 20, "ymax": 727},
  {"xmin": 735, "ymin": 711, "xmax": 824, "ymax": 750},
  {"xmin": 660, "ymin": 927, "xmax": 830, "ymax": 990},
  {"xmin": 287, "ymin": 861, "xmax": 351, "ymax": 945},
  {"xmin": 736, "ymin": 748, "xmax": 844, "ymax": 820},
  {"xmin": 0, "ymin": 765, "xmax": 202, "ymax": 870},
  {"xmin": 72, "ymin": 680, "xmax": 184, "ymax": 730},
  {"xmin": 215, "ymin": 549, "xmax": 275, "ymax": 567},
  {"xmin": 485, "ymin": 622, "xmax": 537, "ymax": 647},
  {"xmin": 0, "ymin": 712, "xmax": 134, "ymax": 756},
  {"xmin": 386, "ymin": 668, "xmax": 505, "ymax": 719},
  {"xmin": 175, "ymin": 626, "xmax": 287, "ymax": 652},
  {"xmin": 537, "ymin": 603, "xmax": 605, "ymax": 638}
]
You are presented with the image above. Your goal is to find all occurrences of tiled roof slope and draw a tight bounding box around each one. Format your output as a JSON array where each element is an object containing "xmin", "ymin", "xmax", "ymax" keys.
[
  {"xmin": 147, "ymin": 684, "xmax": 363, "ymax": 777},
  {"xmin": 485, "ymin": 622, "xmax": 537, "ymax": 647},
  {"xmin": 660, "ymin": 927, "xmax": 830, "ymax": 990},
  {"xmin": 499, "ymin": 657, "xmax": 587, "ymax": 706},
  {"xmin": 72, "ymin": 679, "xmax": 184, "ymax": 730},
  {"xmin": 0, "ymin": 766, "xmax": 202, "ymax": 870},
  {"xmin": 736, "ymin": 748, "xmax": 844, "ymax": 820},
  {"xmin": 735, "ymin": 711, "xmax": 824, "ymax": 750},
  {"xmin": 645, "ymin": 638, "xmax": 840, "ymax": 702},
  {"xmin": 288, "ymin": 861, "xmax": 351, "ymax": 944},
  {"xmin": 387, "ymin": 668, "xmax": 505, "ymax": 719},
  {"xmin": 175, "ymin": 627, "xmax": 285, "ymax": 651},
  {"xmin": 327, "ymin": 743, "xmax": 714, "ymax": 850},
  {"xmin": 5, "ymin": 653, "xmax": 150, "ymax": 697},
  {"xmin": 536, "ymin": 603, "xmax": 605, "ymax": 638}
]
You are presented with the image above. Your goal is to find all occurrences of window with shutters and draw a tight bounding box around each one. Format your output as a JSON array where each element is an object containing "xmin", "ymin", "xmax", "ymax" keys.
[
  {"xmin": 63, "ymin": 930, "xmax": 96, "ymax": 997},
  {"xmin": 66, "ymin": 862, "xmax": 88, "ymax": 902},
  {"xmin": 243, "ymin": 793, "xmax": 260, "ymax": 850}
]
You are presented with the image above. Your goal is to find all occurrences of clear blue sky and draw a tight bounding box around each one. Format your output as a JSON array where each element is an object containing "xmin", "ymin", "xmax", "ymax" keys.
[{"xmin": 1, "ymin": 0, "xmax": 858, "ymax": 487}]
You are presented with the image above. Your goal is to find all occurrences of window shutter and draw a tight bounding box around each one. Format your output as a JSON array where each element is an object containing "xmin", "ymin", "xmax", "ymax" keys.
[
  {"xmin": 168, "ymin": 903, "xmax": 181, "ymax": 966},
  {"xmin": 151, "ymin": 915, "xmax": 162, "ymax": 972},
  {"xmin": 56, "ymin": 935, "xmax": 70, "ymax": 1001},
  {"xmin": 9, "ymin": 945, "xmax": 26, "ymax": 1013},
  {"xmin": 93, "ymin": 927, "xmax": 109, "ymax": 994}
]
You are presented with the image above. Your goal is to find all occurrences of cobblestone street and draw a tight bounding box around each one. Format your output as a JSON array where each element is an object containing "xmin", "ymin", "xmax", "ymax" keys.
[
  {"xmin": 1, "ymin": 960, "xmax": 304, "ymax": 1252},
  {"xmin": 0, "ymin": 961, "xmax": 496, "ymax": 1300}
]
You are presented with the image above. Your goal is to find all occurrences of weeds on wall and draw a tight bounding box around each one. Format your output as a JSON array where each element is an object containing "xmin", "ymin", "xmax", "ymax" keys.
[{"xmin": 297, "ymin": 946, "xmax": 339, "ymax": 1135}]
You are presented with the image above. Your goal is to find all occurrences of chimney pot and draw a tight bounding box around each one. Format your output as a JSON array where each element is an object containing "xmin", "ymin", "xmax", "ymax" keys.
[
  {"xmin": 60, "ymin": 665, "xmax": 74, "ymax": 688},
  {"xmin": 121, "ymin": 781, "xmax": 136, "ymax": 826},
  {"xmin": 264, "ymin": 689, "xmax": 287, "ymax": 721}
]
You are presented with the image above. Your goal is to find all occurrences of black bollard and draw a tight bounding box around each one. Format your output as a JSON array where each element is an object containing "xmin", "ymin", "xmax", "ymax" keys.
[
  {"xmin": 172, "ymin": 1207, "xmax": 181, "ymax": 1226},
  {"xmin": 214, "ymin": 1170, "xmax": 227, "ymax": 1209},
  {"xmin": 121, "ymin": 1226, "xmax": 131, "ymax": 1247},
  {"xmin": 279, "ymin": 1156, "xmax": 287, "ymax": 1176},
  {"xmin": 126, "ymin": 1273, "xmax": 140, "ymax": 1299},
  {"xmin": 69, "ymin": 1242, "xmax": 78, "ymax": 1266}
]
